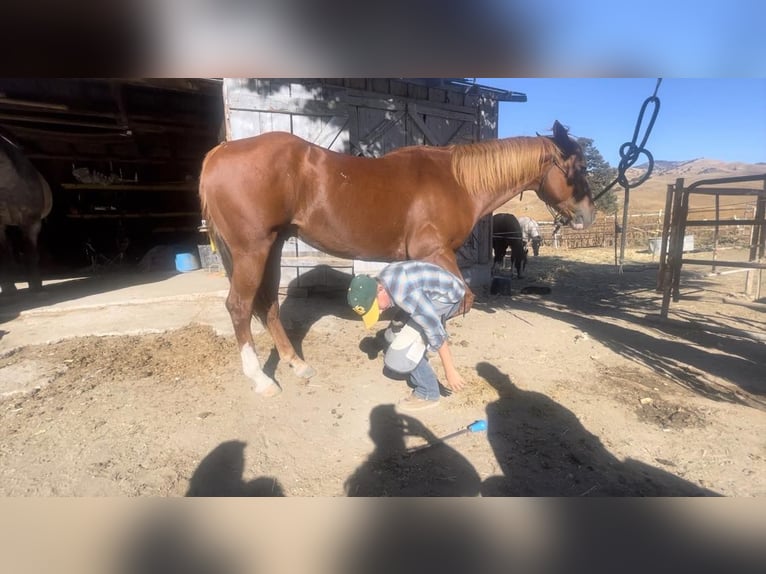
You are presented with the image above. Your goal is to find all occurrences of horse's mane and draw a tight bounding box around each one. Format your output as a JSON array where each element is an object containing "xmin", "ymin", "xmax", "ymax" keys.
[{"xmin": 450, "ymin": 136, "xmax": 561, "ymax": 196}]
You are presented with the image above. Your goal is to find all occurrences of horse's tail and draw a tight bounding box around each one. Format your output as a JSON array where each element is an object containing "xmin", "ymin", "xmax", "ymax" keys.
[
  {"xmin": 198, "ymin": 143, "xmax": 234, "ymax": 278},
  {"xmin": 210, "ymin": 227, "xmax": 234, "ymax": 279},
  {"xmin": 198, "ymin": 143, "xmax": 222, "ymax": 226}
]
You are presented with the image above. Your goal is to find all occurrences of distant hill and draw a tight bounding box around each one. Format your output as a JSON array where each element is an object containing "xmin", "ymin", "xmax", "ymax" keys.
[
  {"xmin": 498, "ymin": 158, "xmax": 766, "ymax": 221},
  {"xmin": 626, "ymin": 158, "xmax": 766, "ymax": 181}
]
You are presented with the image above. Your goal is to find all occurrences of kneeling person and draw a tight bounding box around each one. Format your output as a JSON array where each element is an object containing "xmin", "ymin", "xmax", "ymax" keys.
[{"xmin": 347, "ymin": 261, "xmax": 467, "ymax": 412}]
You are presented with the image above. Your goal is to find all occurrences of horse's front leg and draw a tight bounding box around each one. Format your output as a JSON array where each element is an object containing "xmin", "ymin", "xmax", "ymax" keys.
[
  {"xmin": 259, "ymin": 296, "xmax": 317, "ymax": 379},
  {"xmin": 422, "ymin": 248, "xmax": 475, "ymax": 315},
  {"xmin": 253, "ymin": 240, "xmax": 316, "ymax": 379}
]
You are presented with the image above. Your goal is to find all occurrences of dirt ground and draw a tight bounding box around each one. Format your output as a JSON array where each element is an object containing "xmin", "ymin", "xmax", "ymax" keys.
[{"xmin": 0, "ymin": 247, "xmax": 764, "ymax": 497}]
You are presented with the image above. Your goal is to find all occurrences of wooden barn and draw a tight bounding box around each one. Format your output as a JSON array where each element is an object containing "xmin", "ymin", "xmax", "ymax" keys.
[
  {"xmin": 0, "ymin": 78, "xmax": 223, "ymax": 275},
  {"xmin": 0, "ymin": 78, "xmax": 525, "ymax": 288}
]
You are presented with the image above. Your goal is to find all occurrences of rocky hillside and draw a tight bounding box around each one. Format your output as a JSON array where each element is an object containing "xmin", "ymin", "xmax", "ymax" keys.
[{"xmin": 626, "ymin": 158, "xmax": 766, "ymax": 182}]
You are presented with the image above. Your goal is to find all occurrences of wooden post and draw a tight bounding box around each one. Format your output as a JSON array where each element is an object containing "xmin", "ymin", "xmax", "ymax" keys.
[
  {"xmin": 746, "ymin": 182, "xmax": 766, "ymax": 299},
  {"xmin": 221, "ymin": 80, "xmax": 232, "ymax": 142},
  {"xmin": 759, "ymin": 187, "xmax": 766, "ymax": 300},
  {"xmin": 661, "ymin": 178, "xmax": 684, "ymax": 318},
  {"xmin": 618, "ymin": 186, "xmax": 630, "ymax": 274},
  {"xmin": 712, "ymin": 193, "xmax": 720, "ymax": 273},
  {"xmin": 613, "ymin": 211, "xmax": 618, "ymax": 267},
  {"xmin": 672, "ymin": 179, "xmax": 691, "ymax": 302},
  {"xmin": 657, "ymin": 183, "xmax": 675, "ymax": 292}
]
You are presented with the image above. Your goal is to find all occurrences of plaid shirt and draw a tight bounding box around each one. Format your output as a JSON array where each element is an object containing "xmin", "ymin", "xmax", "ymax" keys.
[{"xmin": 377, "ymin": 261, "xmax": 465, "ymax": 351}]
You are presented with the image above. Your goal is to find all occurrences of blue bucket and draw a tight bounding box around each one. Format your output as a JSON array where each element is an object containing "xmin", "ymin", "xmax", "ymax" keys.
[{"xmin": 175, "ymin": 252, "xmax": 200, "ymax": 272}]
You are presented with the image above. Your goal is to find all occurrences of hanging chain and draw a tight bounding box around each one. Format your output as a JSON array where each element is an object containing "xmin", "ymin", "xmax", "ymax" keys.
[
  {"xmin": 611, "ymin": 78, "xmax": 662, "ymax": 273},
  {"xmin": 592, "ymin": 78, "xmax": 662, "ymax": 202}
]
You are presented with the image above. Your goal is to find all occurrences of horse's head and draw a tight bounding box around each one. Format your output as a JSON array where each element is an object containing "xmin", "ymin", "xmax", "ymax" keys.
[{"xmin": 537, "ymin": 120, "xmax": 596, "ymax": 230}]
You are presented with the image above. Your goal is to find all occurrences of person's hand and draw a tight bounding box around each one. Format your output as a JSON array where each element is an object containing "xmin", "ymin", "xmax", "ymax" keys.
[{"xmin": 443, "ymin": 368, "xmax": 467, "ymax": 392}]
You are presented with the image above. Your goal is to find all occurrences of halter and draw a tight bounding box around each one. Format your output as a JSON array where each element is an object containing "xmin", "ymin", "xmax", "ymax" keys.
[{"xmin": 538, "ymin": 158, "xmax": 572, "ymax": 231}]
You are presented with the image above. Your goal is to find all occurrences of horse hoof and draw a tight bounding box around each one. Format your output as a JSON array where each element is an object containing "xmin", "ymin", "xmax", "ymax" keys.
[
  {"xmin": 255, "ymin": 382, "xmax": 282, "ymax": 397},
  {"xmin": 291, "ymin": 360, "xmax": 316, "ymax": 379}
]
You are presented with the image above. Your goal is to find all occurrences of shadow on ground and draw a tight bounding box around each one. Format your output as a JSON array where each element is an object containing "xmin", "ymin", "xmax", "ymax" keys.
[
  {"xmin": 477, "ymin": 362, "xmax": 719, "ymax": 496},
  {"xmin": 476, "ymin": 255, "xmax": 765, "ymax": 407},
  {"xmin": 185, "ymin": 440, "xmax": 285, "ymax": 497},
  {"xmin": 344, "ymin": 404, "xmax": 482, "ymax": 496},
  {"xmin": 0, "ymin": 269, "xmax": 180, "ymax": 323}
]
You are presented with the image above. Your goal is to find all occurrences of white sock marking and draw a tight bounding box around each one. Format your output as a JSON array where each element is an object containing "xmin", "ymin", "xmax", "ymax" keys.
[{"xmin": 240, "ymin": 343, "xmax": 275, "ymax": 392}]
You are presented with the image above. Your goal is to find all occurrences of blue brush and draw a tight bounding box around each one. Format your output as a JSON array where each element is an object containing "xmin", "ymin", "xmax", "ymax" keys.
[{"xmin": 408, "ymin": 419, "xmax": 487, "ymax": 454}]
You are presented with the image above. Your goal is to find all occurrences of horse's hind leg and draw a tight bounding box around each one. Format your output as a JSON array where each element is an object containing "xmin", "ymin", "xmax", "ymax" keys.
[
  {"xmin": 227, "ymin": 247, "xmax": 281, "ymax": 397},
  {"xmin": 254, "ymin": 239, "xmax": 316, "ymax": 379}
]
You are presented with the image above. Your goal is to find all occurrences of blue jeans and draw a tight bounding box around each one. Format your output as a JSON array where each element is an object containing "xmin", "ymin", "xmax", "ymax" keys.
[
  {"xmin": 408, "ymin": 358, "xmax": 441, "ymax": 401},
  {"xmin": 382, "ymin": 301, "xmax": 459, "ymax": 401},
  {"xmin": 383, "ymin": 334, "xmax": 441, "ymax": 401}
]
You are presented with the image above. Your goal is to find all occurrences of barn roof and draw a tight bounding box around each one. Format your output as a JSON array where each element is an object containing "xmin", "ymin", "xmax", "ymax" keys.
[
  {"xmin": 420, "ymin": 78, "xmax": 527, "ymax": 102},
  {"xmin": 0, "ymin": 78, "xmax": 526, "ymax": 185},
  {"xmin": 0, "ymin": 79, "xmax": 223, "ymax": 181}
]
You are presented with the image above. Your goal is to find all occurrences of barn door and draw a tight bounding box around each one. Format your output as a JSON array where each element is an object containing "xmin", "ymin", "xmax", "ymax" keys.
[
  {"xmin": 344, "ymin": 91, "xmax": 407, "ymax": 157},
  {"xmin": 223, "ymin": 79, "xmax": 350, "ymax": 152},
  {"xmin": 405, "ymin": 101, "xmax": 477, "ymax": 146},
  {"xmin": 405, "ymin": 101, "xmax": 490, "ymax": 267}
]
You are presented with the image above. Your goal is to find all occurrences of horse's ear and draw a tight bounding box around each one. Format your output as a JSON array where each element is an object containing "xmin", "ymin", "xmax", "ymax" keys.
[
  {"xmin": 552, "ymin": 120, "xmax": 576, "ymax": 156},
  {"xmin": 552, "ymin": 120, "xmax": 569, "ymax": 142}
]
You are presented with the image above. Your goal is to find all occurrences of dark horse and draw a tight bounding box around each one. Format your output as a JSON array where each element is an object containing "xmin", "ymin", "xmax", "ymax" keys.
[
  {"xmin": 199, "ymin": 120, "xmax": 595, "ymax": 396},
  {"xmin": 492, "ymin": 213, "xmax": 526, "ymax": 278},
  {"xmin": 0, "ymin": 135, "xmax": 52, "ymax": 294}
]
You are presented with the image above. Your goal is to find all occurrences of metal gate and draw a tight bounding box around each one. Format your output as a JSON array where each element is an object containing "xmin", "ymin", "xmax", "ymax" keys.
[{"xmin": 658, "ymin": 174, "xmax": 766, "ymax": 316}]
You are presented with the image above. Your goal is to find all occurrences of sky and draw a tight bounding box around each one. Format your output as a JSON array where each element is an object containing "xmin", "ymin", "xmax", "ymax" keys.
[
  {"xmin": 478, "ymin": 78, "xmax": 766, "ymax": 167},
  {"xmin": 507, "ymin": 2, "xmax": 765, "ymax": 77}
]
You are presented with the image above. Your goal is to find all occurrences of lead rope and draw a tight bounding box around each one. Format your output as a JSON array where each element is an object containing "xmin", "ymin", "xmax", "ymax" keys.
[{"xmin": 591, "ymin": 78, "xmax": 662, "ymax": 273}]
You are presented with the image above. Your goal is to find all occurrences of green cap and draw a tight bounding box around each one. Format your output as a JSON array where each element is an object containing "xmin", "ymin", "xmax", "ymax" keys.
[{"xmin": 347, "ymin": 275, "xmax": 380, "ymax": 329}]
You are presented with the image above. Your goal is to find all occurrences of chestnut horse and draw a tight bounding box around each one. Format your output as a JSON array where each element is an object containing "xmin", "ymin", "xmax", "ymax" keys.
[{"xmin": 199, "ymin": 120, "xmax": 595, "ymax": 396}]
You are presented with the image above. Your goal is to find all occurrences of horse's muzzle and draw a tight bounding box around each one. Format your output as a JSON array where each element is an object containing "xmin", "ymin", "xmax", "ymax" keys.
[
  {"xmin": 569, "ymin": 207, "xmax": 596, "ymax": 230},
  {"xmin": 569, "ymin": 218, "xmax": 585, "ymax": 230},
  {"xmin": 550, "ymin": 200, "xmax": 596, "ymax": 230}
]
